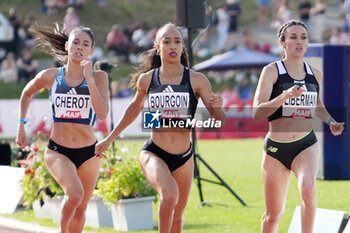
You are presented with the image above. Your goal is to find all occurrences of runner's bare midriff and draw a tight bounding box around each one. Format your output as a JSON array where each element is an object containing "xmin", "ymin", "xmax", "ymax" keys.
[
  {"xmin": 50, "ymin": 122, "xmax": 96, "ymax": 148},
  {"xmin": 268, "ymin": 117, "xmax": 314, "ymax": 141}
]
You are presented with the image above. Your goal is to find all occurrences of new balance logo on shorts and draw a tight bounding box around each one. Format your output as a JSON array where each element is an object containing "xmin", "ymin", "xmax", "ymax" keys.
[
  {"xmin": 267, "ymin": 146, "xmax": 278, "ymax": 153},
  {"xmin": 143, "ymin": 110, "xmax": 161, "ymax": 129}
]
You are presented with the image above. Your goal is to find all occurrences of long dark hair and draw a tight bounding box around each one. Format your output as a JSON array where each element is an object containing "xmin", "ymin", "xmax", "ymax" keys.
[
  {"xmin": 278, "ymin": 19, "xmax": 308, "ymax": 42},
  {"xmin": 277, "ymin": 20, "xmax": 308, "ymax": 58},
  {"xmin": 32, "ymin": 23, "xmax": 95, "ymax": 64},
  {"xmin": 129, "ymin": 23, "xmax": 189, "ymax": 89}
]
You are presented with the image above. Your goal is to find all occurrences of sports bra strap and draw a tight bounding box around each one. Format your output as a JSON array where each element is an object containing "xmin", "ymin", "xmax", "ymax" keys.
[
  {"xmin": 276, "ymin": 61, "xmax": 287, "ymax": 75},
  {"xmin": 304, "ymin": 62, "xmax": 314, "ymax": 75}
]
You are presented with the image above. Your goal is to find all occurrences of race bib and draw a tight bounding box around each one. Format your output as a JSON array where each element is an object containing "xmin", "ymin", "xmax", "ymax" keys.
[
  {"xmin": 53, "ymin": 93, "xmax": 91, "ymax": 119},
  {"xmin": 148, "ymin": 92, "xmax": 190, "ymax": 119},
  {"xmin": 282, "ymin": 89, "xmax": 317, "ymax": 118}
]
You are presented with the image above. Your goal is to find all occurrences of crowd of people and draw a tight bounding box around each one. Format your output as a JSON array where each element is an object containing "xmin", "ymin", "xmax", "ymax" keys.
[
  {"xmin": 213, "ymin": 0, "xmax": 350, "ymax": 53},
  {"xmin": 0, "ymin": 7, "xmax": 39, "ymax": 83},
  {"xmin": 1, "ymin": 1, "xmax": 350, "ymax": 88}
]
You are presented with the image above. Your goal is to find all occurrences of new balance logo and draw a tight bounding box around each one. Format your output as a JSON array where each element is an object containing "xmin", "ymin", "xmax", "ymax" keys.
[
  {"xmin": 163, "ymin": 85, "xmax": 174, "ymax": 93},
  {"xmin": 67, "ymin": 88, "xmax": 77, "ymax": 95},
  {"xmin": 267, "ymin": 146, "xmax": 278, "ymax": 153}
]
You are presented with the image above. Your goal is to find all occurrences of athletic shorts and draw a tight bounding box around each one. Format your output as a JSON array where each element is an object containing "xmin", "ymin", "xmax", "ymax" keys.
[
  {"xmin": 263, "ymin": 130, "xmax": 317, "ymax": 170},
  {"xmin": 47, "ymin": 139, "xmax": 97, "ymax": 168},
  {"xmin": 142, "ymin": 138, "xmax": 193, "ymax": 172}
]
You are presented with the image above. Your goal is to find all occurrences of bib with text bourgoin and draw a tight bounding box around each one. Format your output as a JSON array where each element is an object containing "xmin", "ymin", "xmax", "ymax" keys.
[{"xmin": 148, "ymin": 88, "xmax": 190, "ymax": 119}]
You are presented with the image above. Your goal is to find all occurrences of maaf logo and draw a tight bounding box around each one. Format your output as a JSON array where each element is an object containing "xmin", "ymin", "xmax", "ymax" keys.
[
  {"xmin": 162, "ymin": 110, "xmax": 180, "ymax": 118},
  {"xmin": 61, "ymin": 111, "xmax": 82, "ymax": 119},
  {"xmin": 291, "ymin": 108, "xmax": 312, "ymax": 118}
]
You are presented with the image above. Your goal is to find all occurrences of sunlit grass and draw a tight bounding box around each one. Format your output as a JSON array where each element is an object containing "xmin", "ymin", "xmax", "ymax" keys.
[{"xmin": 2, "ymin": 139, "xmax": 350, "ymax": 232}]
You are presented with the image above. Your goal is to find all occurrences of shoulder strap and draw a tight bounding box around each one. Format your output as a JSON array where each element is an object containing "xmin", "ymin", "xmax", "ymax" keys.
[
  {"xmin": 304, "ymin": 61, "xmax": 314, "ymax": 75},
  {"xmin": 180, "ymin": 67, "xmax": 190, "ymax": 85},
  {"xmin": 275, "ymin": 61, "xmax": 287, "ymax": 75},
  {"xmin": 148, "ymin": 68, "xmax": 160, "ymax": 93}
]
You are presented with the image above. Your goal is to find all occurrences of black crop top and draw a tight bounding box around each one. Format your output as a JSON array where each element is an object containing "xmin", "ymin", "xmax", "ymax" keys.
[
  {"xmin": 268, "ymin": 61, "xmax": 319, "ymax": 122},
  {"xmin": 147, "ymin": 67, "xmax": 198, "ymax": 129}
]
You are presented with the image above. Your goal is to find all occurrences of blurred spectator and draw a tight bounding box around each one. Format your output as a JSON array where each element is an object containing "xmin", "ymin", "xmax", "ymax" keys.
[
  {"xmin": 0, "ymin": 12, "xmax": 13, "ymax": 41},
  {"xmin": 23, "ymin": 14, "xmax": 36, "ymax": 47},
  {"xmin": 236, "ymin": 75, "xmax": 253, "ymax": 101},
  {"xmin": 205, "ymin": 5, "xmax": 215, "ymax": 26},
  {"xmin": 242, "ymin": 29, "xmax": 260, "ymax": 51},
  {"xmin": 226, "ymin": 0, "xmax": 241, "ymax": 50},
  {"xmin": 117, "ymin": 78, "xmax": 133, "ymax": 98},
  {"xmin": 329, "ymin": 27, "xmax": 349, "ymax": 44},
  {"xmin": 8, "ymin": 8, "xmax": 23, "ymax": 57},
  {"xmin": 343, "ymin": 0, "xmax": 350, "ymax": 31},
  {"xmin": 221, "ymin": 84, "xmax": 240, "ymax": 110},
  {"xmin": 311, "ymin": 0, "xmax": 327, "ymax": 42},
  {"xmin": 132, "ymin": 23, "xmax": 151, "ymax": 52},
  {"xmin": 64, "ymin": 7, "xmax": 80, "ymax": 36},
  {"xmin": 123, "ymin": 23, "xmax": 139, "ymax": 62},
  {"xmin": 17, "ymin": 47, "xmax": 38, "ymax": 82},
  {"xmin": 216, "ymin": 4, "xmax": 230, "ymax": 53},
  {"xmin": 39, "ymin": 0, "xmax": 46, "ymax": 13},
  {"xmin": 277, "ymin": 0, "xmax": 292, "ymax": 25},
  {"xmin": 194, "ymin": 32, "xmax": 212, "ymax": 58},
  {"xmin": 43, "ymin": 0, "xmax": 58, "ymax": 15},
  {"xmin": 147, "ymin": 22, "xmax": 161, "ymax": 45},
  {"xmin": 0, "ymin": 12, "xmax": 13, "ymax": 61},
  {"xmin": 105, "ymin": 24, "xmax": 129, "ymax": 61},
  {"xmin": 248, "ymin": 69, "xmax": 258, "ymax": 84},
  {"xmin": 257, "ymin": 0, "xmax": 270, "ymax": 28},
  {"xmin": 272, "ymin": 0, "xmax": 283, "ymax": 22},
  {"xmin": 298, "ymin": 0, "xmax": 312, "ymax": 30},
  {"xmin": 222, "ymin": 84, "xmax": 238, "ymax": 102},
  {"xmin": 0, "ymin": 52, "xmax": 18, "ymax": 83}
]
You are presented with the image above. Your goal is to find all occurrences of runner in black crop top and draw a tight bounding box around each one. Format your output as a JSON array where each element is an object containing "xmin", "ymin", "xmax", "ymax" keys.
[
  {"xmin": 268, "ymin": 60, "xmax": 319, "ymax": 121},
  {"xmin": 147, "ymin": 67, "xmax": 198, "ymax": 127},
  {"xmin": 253, "ymin": 20, "xmax": 344, "ymax": 233},
  {"xmin": 95, "ymin": 23, "xmax": 225, "ymax": 233}
]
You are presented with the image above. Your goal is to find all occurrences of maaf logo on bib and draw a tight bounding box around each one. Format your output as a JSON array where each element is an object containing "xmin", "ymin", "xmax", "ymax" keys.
[
  {"xmin": 290, "ymin": 108, "xmax": 313, "ymax": 118},
  {"xmin": 60, "ymin": 110, "xmax": 82, "ymax": 119}
]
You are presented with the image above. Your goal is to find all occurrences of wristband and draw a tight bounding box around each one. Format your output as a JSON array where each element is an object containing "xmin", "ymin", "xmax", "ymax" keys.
[
  {"xmin": 327, "ymin": 117, "xmax": 335, "ymax": 125},
  {"xmin": 19, "ymin": 118, "xmax": 28, "ymax": 124}
]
